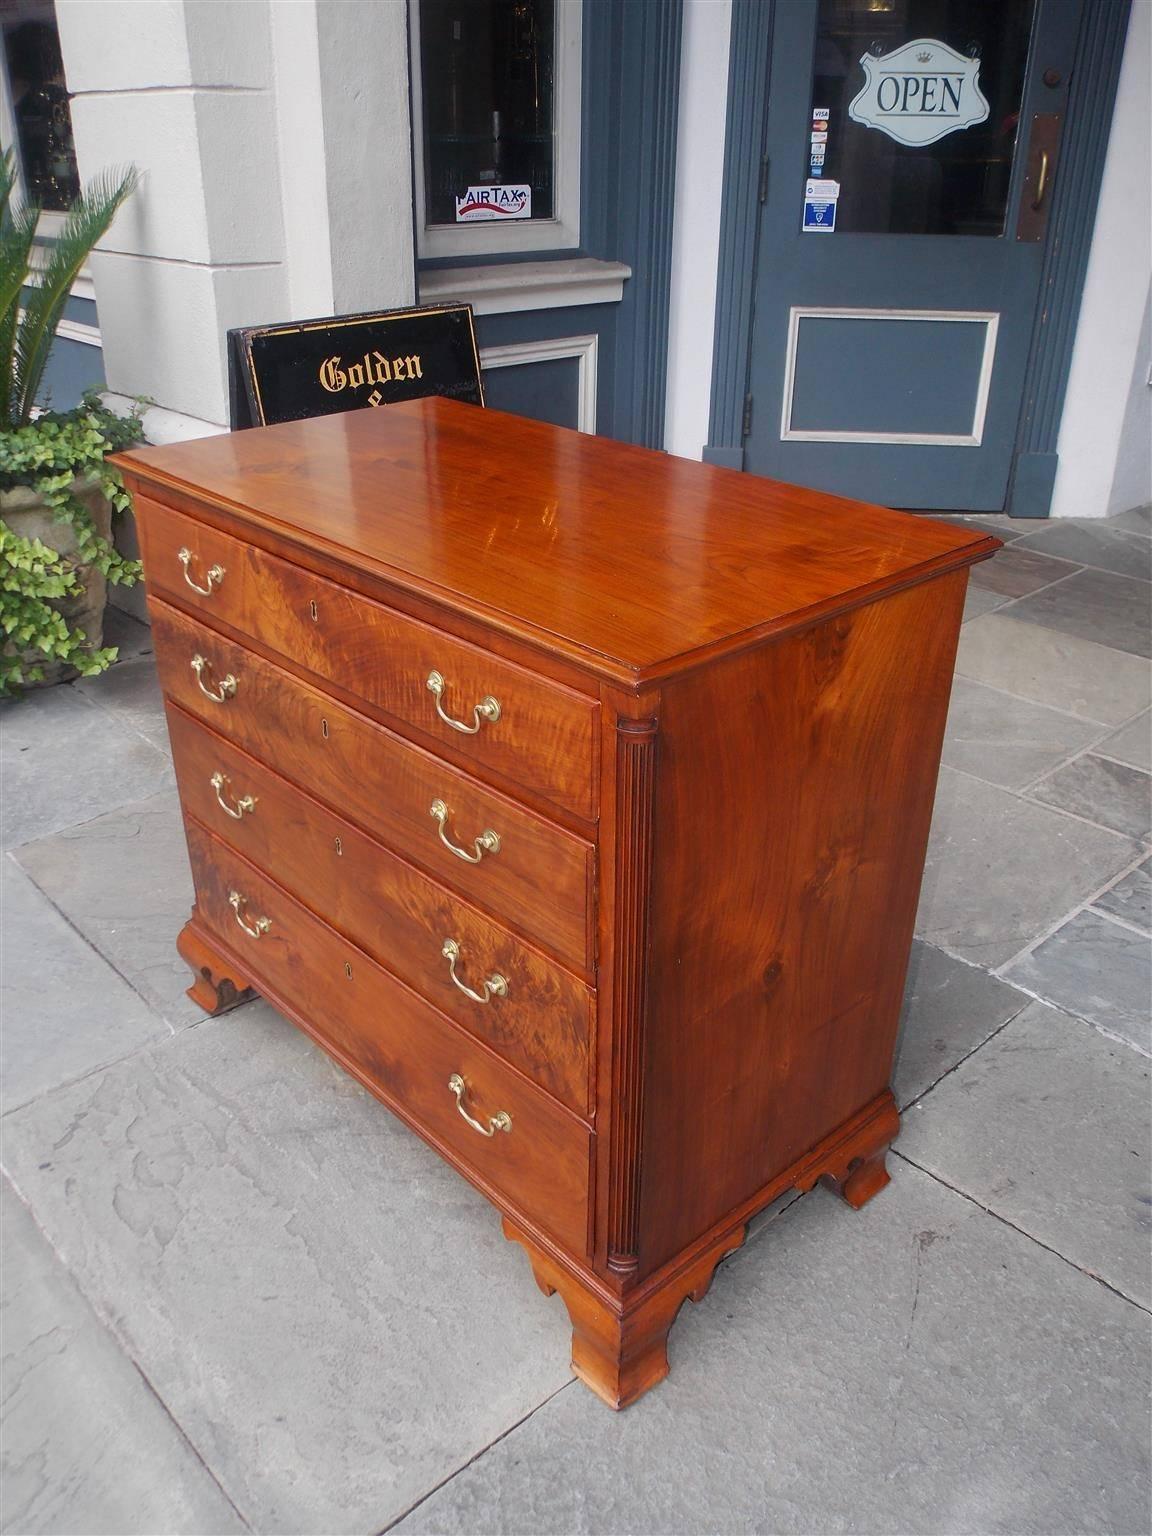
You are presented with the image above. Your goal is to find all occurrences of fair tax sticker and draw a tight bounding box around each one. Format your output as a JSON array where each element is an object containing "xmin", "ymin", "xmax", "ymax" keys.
[{"xmin": 455, "ymin": 184, "xmax": 532, "ymax": 222}]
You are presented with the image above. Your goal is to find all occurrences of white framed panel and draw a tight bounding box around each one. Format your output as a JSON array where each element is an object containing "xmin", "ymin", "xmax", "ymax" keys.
[
  {"xmin": 780, "ymin": 306, "xmax": 1000, "ymax": 447},
  {"xmin": 480, "ymin": 333, "xmax": 598, "ymax": 432},
  {"xmin": 409, "ymin": 0, "xmax": 582, "ymax": 259}
]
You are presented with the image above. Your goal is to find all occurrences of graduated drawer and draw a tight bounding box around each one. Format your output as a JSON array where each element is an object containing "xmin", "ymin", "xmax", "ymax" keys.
[
  {"xmin": 151, "ymin": 600, "xmax": 595, "ymax": 974},
  {"xmin": 138, "ymin": 497, "xmax": 597, "ymax": 819},
  {"xmin": 168, "ymin": 703, "xmax": 594, "ymax": 1115},
  {"xmin": 184, "ymin": 818, "xmax": 592, "ymax": 1255}
]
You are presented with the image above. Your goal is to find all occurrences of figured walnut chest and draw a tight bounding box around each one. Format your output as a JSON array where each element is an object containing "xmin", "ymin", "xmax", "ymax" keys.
[{"xmin": 117, "ymin": 399, "xmax": 995, "ymax": 1408}]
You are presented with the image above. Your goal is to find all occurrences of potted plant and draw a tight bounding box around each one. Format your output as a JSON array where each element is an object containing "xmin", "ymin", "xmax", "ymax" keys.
[{"xmin": 1, "ymin": 151, "xmax": 141, "ymax": 694}]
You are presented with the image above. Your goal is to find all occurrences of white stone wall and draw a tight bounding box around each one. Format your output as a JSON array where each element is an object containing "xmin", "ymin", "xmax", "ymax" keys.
[
  {"xmin": 1050, "ymin": 0, "xmax": 1152, "ymax": 519},
  {"xmin": 664, "ymin": 0, "xmax": 732, "ymax": 461},
  {"xmin": 57, "ymin": 0, "xmax": 416, "ymax": 430}
]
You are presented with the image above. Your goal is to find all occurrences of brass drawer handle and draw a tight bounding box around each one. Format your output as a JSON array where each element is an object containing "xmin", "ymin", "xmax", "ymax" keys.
[
  {"xmin": 426, "ymin": 670, "xmax": 501, "ymax": 734},
  {"xmin": 178, "ymin": 547, "xmax": 225, "ymax": 595},
  {"xmin": 210, "ymin": 771, "xmax": 256, "ymax": 820},
  {"xmin": 228, "ymin": 890, "xmax": 270, "ymax": 938},
  {"xmin": 429, "ymin": 799, "xmax": 500, "ymax": 863},
  {"xmin": 441, "ymin": 938, "xmax": 508, "ymax": 1004},
  {"xmin": 447, "ymin": 1073, "xmax": 511, "ymax": 1137},
  {"xmin": 190, "ymin": 654, "xmax": 237, "ymax": 703}
]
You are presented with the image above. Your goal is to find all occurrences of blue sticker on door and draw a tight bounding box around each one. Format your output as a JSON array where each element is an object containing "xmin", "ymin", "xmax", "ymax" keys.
[{"xmin": 802, "ymin": 178, "xmax": 840, "ymax": 233}]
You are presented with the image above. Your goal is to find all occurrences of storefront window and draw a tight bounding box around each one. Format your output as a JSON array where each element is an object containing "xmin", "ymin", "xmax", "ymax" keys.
[
  {"xmin": 419, "ymin": 0, "xmax": 555, "ymax": 225},
  {"xmin": 807, "ymin": 0, "xmax": 1035, "ymax": 236},
  {"xmin": 411, "ymin": 0, "xmax": 581, "ymax": 257},
  {"xmin": 1, "ymin": 0, "xmax": 78, "ymax": 211}
]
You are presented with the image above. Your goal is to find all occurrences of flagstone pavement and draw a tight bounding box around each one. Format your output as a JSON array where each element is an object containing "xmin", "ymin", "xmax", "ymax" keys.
[{"xmin": 2, "ymin": 509, "xmax": 1150, "ymax": 1536}]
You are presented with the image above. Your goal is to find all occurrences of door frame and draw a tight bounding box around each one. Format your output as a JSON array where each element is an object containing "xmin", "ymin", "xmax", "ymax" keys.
[{"xmin": 703, "ymin": 0, "xmax": 1132, "ymax": 517}]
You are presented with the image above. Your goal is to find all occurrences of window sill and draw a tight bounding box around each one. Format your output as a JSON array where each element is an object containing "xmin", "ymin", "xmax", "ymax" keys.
[{"xmin": 419, "ymin": 258, "xmax": 631, "ymax": 316}]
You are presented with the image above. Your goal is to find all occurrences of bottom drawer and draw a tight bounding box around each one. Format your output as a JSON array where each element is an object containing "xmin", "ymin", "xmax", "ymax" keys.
[{"xmin": 184, "ymin": 817, "xmax": 592, "ymax": 1256}]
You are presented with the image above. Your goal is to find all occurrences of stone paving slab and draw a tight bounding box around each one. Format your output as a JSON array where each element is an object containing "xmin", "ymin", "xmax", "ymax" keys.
[
  {"xmin": 1093, "ymin": 854, "xmax": 1151, "ymax": 931},
  {"xmin": 956, "ymin": 613, "xmax": 1151, "ymax": 725},
  {"xmin": 1005, "ymin": 568, "xmax": 1152, "ymax": 660},
  {"xmin": 1028, "ymin": 752, "xmax": 1152, "ymax": 843},
  {"xmin": 1015, "ymin": 519, "xmax": 1152, "ymax": 581},
  {"xmin": 894, "ymin": 940, "xmax": 1029, "ymax": 1107},
  {"xmin": 1002, "ymin": 909, "xmax": 1152, "ymax": 1055},
  {"xmin": 962, "ymin": 585, "xmax": 1006, "ymax": 623},
  {"xmin": 393, "ymin": 1163, "xmax": 1151, "ymax": 1536},
  {"xmin": 968, "ymin": 546, "xmax": 1077, "ymax": 599},
  {"xmin": 915, "ymin": 768, "xmax": 1139, "ymax": 968},
  {"xmin": 0, "ymin": 1180, "xmax": 245, "ymax": 1536},
  {"xmin": 75, "ymin": 654, "xmax": 172, "ymax": 754},
  {"xmin": 941, "ymin": 678, "xmax": 1101, "ymax": 791},
  {"xmin": 900, "ymin": 1001, "xmax": 1152, "ymax": 1308},
  {"xmin": 1, "ymin": 1002, "xmax": 574, "ymax": 1536},
  {"xmin": 1096, "ymin": 708, "xmax": 1152, "ymax": 771},
  {"xmin": 102, "ymin": 607, "xmax": 155, "ymax": 665},
  {"xmin": 0, "ymin": 687, "xmax": 173, "ymax": 850},
  {"xmin": 13, "ymin": 789, "xmax": 205, "ymax": 1030},
  {"xmin": 0, "ymin": 859, "xmax": 170, "ymax": 1116}
]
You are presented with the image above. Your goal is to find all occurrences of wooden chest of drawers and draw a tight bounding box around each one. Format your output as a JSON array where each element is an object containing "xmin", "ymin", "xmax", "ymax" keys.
[{"xmin": 117, "ymin": 400, "xmax": 996, "ymax": 1409}]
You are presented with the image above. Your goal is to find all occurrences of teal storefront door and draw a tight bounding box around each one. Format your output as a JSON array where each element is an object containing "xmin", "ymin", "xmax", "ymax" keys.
[{"xmin": 744, "ymin": 0, "xmax": 1088, "ymax": 511}]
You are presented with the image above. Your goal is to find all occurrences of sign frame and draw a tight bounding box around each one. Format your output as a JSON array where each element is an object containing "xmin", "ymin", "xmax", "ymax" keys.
[{"xmin": 227, "ymin": 302, "xmax": 484, "ymax": 431}]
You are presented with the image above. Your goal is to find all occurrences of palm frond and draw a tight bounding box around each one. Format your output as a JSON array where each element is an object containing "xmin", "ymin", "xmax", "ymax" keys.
[
  {"xmin": 0, "ymin": 151, "xmax": 39, "ymax": 423},
  {"xmin": 12, "ymin": 165, "xmax": 139, "ymax": 426}
]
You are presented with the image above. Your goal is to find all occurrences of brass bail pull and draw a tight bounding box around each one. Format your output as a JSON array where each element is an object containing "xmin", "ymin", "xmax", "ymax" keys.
[
  {"xmin": 426, "ymin": 670, "xmax": 501, "ymax": 734},
  {"xmin": 447, "ymin": 1073, "xmax": 511, "ymax": 1137},
  {"xmin": 429, "ymin": 800, "xmax": 500, "ymax": 863},
  {"xmin": 178, "ymin": 547, "xmax": 225, "ymax": 596},
  {"xmin": 441, "ymin": 938, "xmax": 507, "ymax": 1005},
  {"xmin": 191, "ymin": 654, "xmax": 237, "ymax": 703}
]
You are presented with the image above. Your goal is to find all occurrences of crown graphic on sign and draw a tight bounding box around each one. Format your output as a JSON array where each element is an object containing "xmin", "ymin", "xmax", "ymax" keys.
[{"xmin": 916, "ymin": 50, "xmax": 932, "ymax": 62}]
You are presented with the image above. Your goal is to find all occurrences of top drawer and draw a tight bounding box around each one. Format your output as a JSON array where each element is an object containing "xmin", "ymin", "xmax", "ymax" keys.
[{"xmin": 137, "ymin": 497, "xmax": 598, "ymax": 820}]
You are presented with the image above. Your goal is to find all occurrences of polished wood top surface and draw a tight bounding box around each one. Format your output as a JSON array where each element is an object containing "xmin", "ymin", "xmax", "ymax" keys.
[{"xmin": 118, "ymin": 398, "xmax": 997, "ymax": 682}]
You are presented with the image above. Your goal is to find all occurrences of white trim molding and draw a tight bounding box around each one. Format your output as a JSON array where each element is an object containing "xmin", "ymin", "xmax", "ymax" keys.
[
  {"xmin": 409, "ymin": 0, "xmax": 582, "ymax": 259},
  {"xmin": 480, "ymin": 333, "xmax": 598, "ymax": 433},
  {"xmin": 420, "ymin": 257, "xmax": 630, "ymax": 315},
  {"xmin": 56, "ymin": 317, "xmax": 101, "ymax": 348},
  {"xmin": 780, "ymin": 306, "xmax": 1000, "ymax": 447}
]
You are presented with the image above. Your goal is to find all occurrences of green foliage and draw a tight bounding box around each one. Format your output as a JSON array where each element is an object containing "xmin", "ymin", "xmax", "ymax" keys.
[
  {"xmin": 0, "ymin": 524, "xmax": 117, "ymax": 691},
  {"xmin": 1, "ymin": 152, "xmax": 144, "ymax": 693},
  {"xmin": 2, "ymin": 150, "xmax": 140, "ymax": 428},
  {"xmin": 1, "ymin": 394, "xmax": 145, "ymax": 696}
]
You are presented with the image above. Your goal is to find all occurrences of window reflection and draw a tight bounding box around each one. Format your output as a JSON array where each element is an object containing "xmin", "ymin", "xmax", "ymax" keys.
[
  {"xmin": 3, "ymin": 1, "xmax": 79, "ymax": 211},
  {"xmin": 809, "ymin": 0, "xmax": 1035, "ymax": 236},
  {"xmin": 419, "ymin": 0, "xmax": 556, "ymax": 228}
]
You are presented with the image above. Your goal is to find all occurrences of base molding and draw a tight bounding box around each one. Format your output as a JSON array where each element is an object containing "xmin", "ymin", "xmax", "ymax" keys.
[
  {"xmin": 178, "ymin": 917, "xmax": 256, "ymax": 1015},
  {"xmin": 504, "ymin": 1216, "xmax": 746, "ymax": 1410},
  {"xmin": 506, "ymin": 1089, "xmax": 900, "ymax": 1408}
]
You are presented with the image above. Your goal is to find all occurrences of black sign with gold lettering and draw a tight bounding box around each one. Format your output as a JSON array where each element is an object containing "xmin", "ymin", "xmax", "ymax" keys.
[{"xmin": 227, "ymin": 303, "xmax": 484, "ymax": 430}]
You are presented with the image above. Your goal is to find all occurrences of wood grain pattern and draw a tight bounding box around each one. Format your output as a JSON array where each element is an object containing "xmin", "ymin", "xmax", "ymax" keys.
[
  {"xmin": 151, "ymin": 599, "xmax": 595, "ymax": 973},
  {"xmin": 116, "ymin": 398, "xmax": 997, "ymax": 684},
  {"xmin": 183, "ymin": 817, "xmax": 592, "ymax": 1254},
  {"xmin": 167, "ymin": 704, "xmax": 595, "ymax": 1114},
  {"xmin": 130, "ymin": 402, "xmax": 997, "ymax": 1408},
  {"xmin": 634, "ymin": 573, "xmax": 968, "ymax": 1276},
  {"xmin": 139, "ymin": 495, "xmax": 598, "ymax": 818}
]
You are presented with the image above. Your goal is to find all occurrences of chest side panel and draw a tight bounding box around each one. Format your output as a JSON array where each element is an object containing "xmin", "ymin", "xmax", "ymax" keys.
[{"xmin": 634, "ymin": 569, "xmax": 969, "ymax": 1276}]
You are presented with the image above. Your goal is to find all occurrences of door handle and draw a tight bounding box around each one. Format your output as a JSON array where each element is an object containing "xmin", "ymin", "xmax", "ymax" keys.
[
  {"xmin": 1031, "ymin": 150, "xmax": 1049, "ymax": 212},
  {"xmin": 1016, "ymin": 113, "xmax": 1061, "ymax": 242}
]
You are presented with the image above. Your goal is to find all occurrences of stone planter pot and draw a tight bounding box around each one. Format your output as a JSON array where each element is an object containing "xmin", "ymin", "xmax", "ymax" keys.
[{"xmin": 1, "ymin": 475, "xmax": 113, "ymax": 688}]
